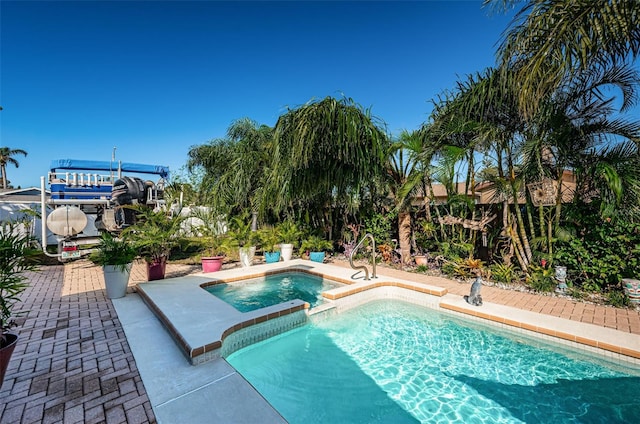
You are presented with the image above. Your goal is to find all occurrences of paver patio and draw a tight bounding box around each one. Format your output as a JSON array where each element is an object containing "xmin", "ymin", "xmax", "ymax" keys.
[
  {"xmin": 0, "ymin": 261, "xmax": 198, "ymax": 424},
  {"xmin": 1, "ymin": 258, "xmax": 638, "ymax": 423}
]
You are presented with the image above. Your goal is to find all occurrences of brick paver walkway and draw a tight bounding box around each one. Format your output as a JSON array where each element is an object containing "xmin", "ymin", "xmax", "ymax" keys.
[
  {"xmin": 0, "ymin": 260, "xmax": 199, "ymax": 424},
  {"xmin": 1, "ymin": 258, "xmax": 638, "ymax": 423}
]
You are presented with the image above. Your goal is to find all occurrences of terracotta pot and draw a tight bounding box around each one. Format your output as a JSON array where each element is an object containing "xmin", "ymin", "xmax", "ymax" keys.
[
  {"xmin": 0, "ymin": 333, "xmax": 18, "ymax": 390},
  {"xmin": 414, "ymin": 255, "xmax": 428, "ymax": 266},
  {"xmin": 202, "ymin": 256, "xmax": 224, "ymax": 273},
  {"xmin": 147, "ymin": 258, "xmax": 167, "ymax": 281}
]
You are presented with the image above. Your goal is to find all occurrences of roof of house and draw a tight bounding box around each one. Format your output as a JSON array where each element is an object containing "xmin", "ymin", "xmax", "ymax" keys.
[{"xmin": 0, "ymin": 187, "xmax": 50, "ymax": 203}]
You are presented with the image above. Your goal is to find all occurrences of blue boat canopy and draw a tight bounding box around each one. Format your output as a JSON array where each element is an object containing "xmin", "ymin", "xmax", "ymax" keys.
[{"xmin": 50, "ymin": 159, "xmax": 170, "ymax": 179}]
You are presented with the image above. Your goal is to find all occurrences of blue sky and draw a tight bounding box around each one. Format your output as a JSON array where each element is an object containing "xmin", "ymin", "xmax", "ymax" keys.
[{"xmin": 2, "ymin": 1, "xmax": 515, "ymax": 188}]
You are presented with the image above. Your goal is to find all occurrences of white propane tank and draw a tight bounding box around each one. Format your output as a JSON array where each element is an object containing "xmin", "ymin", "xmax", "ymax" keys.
[{"xmin": 46, "ymin": 206, "xmax": 88, "ymax": 236}]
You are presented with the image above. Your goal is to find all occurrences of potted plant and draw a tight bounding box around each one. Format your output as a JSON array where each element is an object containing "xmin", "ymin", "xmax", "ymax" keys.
[
  {"xmin": 89, "ymin": 232, "xmax": 137, "ymax": 298},
  {"xmin": 301, "ymin": 235, "xmax": 333, "ymax": 263},
  {"xmin": 201, "ymin": 233, "xmax": 233, "ymax": 272},
  {"xmin": 228, "ymin": 214, "xmax": 258, "ymax": 267},
  {"xmin": 122, "ymin": 206, "xmax": 186, "ymax": 280},
  {"xmin": 1, "ymin": 220, "xmax": 39, "ymax": 389},
  {"xmin": 259, "ymin": 226, "xmax": 282, "ymax": 264},
  {"xmin": 413, "ymin": 247, "xmax": 429, "ymax": 267},
  {"xmin": 278, "ymin": 219, "xmax": 301, "ymax": 261}
]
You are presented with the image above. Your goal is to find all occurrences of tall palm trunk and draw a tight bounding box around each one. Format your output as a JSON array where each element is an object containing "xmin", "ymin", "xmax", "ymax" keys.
[
  {"xmin": 422, "ymin": 179, "xmax": 432, "ymax": 222},
  {"xmin": 554, "ymin": 170, "xmax": 564, "ymax": 234},
  {"xmin": 398, "ymin": 210, "xmax": 412, "ymax": 265},
  {"xmin": 507, "ymin": 150, "xmax": 533, "ymax": 269},
  {"xmin": 429, "ymin": 181, "xmax": 445, "ymax": 239},
  {"xmin": 508, "ymin": 218, "xmax": 528, "ymax": 271}
]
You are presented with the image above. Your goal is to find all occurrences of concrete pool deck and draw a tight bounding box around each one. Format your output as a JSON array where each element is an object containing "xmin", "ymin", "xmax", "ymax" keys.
[{"xmin": 1, "ymin": 259, "xmax": 640, "ymax": 423}]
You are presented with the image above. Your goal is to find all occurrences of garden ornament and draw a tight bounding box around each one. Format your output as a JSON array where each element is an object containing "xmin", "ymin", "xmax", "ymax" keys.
[{"xmin": 465, "ymin": 275, "xmax": 483, "ymax": 306}]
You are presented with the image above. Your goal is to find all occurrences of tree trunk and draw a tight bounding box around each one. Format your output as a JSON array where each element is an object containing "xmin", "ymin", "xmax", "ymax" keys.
[
  {"xmin": 398, "ymin": 210, "xmax": 412, "ymax": 265},
  {"xmin": 1, "ymin": 165, "xmax": 7, "ymax": 189},
  {"xmin": 554, "ymin": 171, "xmax": 564, "ymax": 235},
  {"xmin": 506, "ymin": 150, "xmax": 532, "ymax": 265},
  {"xmin": 538, "ymin": 204, "xmax": 545, "ymax": 250},
  {"xmin": 423, "ymin": 180, "xmax": 432, "ymax": 222},
  {"xmin": 429, "ymin": 182, "xmax": 445, "ymax": 239},
  {"xmin": 508, "ymin": 219, "xmax": 528, "ymax": 271}
]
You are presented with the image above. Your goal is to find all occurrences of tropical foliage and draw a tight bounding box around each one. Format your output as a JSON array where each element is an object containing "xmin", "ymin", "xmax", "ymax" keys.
[
  {"xmin": 121, "ymin": 206, "xmax": 186, "ymax": 264},
  {"xmin": 180, "ymin": 1, "xmax": 640, "ymax": 304},
  {"xmin": 89, "ymin": 232, "xmax": 137, "ymax": 271},
  {"xmin": 0, "ymin": 220, "xmax": 39, "ymax": 338},
  {"xmin": 491, "ymin": 0, "xmax": 640, "ymax": 116}
]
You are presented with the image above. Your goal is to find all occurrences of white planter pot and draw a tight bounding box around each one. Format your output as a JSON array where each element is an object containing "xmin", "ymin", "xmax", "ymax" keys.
[
  {"xmin": 239, "ymin": 246, "xmax": 256, "ymax": 268},
  {"xmin": 280, "ymin": 243, "xmax": 294, "ymax": 261},
  {"xmin": 103, "ymin": 263, "xmax": 132, "ymax": 299}
]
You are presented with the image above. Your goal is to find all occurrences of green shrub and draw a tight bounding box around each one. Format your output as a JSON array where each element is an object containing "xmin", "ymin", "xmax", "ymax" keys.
[
  {"xmin": 490, "ymin": 262, "xmax": 518, "ymax": 284},
  {"xmin": 439, "ymin": 258, "xmax": 484, "ymax": 279},
  {"xmin": 363, "ymin": 212, "xmax": 395, "ymax": 246},
  {"xmin": 415, "ymin": 265, "xmax": 429, "ymax": 273},
  {"xmin": 441, "ymin": 261, "xmax": 459, "ymax": 277},
  {"xmin": 606, "ymin": 289, "xmax": 630, "ymax": 308},
  {"xmin": 555, "ymin": 206, "xmax": 640, "ymax": 292},
  {"xmin": 1, "ymin": 220, "xmax": 39, "ymax": 335},
  {"xmin": 567, "ymin": 287, "xmax": 585, "ymax": 300},
  {"xmin": 527, "ymin": 265, "xmax": 556, "ymax": 292}
]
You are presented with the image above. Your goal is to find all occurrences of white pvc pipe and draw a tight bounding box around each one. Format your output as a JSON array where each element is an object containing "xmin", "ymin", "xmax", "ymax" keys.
[
  {"xmin": 40, "ymin": 176, "xmax": 61, "ymax": 257},
  {"xmin": 48, "ymin": 199, "xmax": 110, "ymax": 205}
]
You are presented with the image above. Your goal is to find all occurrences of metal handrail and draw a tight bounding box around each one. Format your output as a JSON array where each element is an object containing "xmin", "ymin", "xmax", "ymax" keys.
[{"xmin": 348, "ymin": 233, "xmax": 377, "ymax": 280}]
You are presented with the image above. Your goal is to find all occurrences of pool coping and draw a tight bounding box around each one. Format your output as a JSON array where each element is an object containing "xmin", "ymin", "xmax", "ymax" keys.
[
  {"xmin": 135, "ymin": 260, "xmax": 447, "ymax": 364},
  {"xmin": 136, "ymin": 259, "xmax": 640, "ymax": 365}
]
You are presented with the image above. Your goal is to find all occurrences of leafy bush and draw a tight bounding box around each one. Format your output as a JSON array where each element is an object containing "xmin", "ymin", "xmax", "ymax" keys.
[
  {"xmin": 606, "ymin": 289, "xmax": 630, "ymax": 308},
  {"xmin": 364, "ymin": 212, "xmax": 395, "ymax": 246},
  {"xmin": 434, "ymin": 240, "xmax": 474, "ymax": 262},
  {"xmin": 441, "ymin": 260, "xmax": 459, "ymax": 277},
  {"xmin": 1, "ymin": 221, "xmax": 39, "ymax": 336},
  {"xmin": 415, "ymin": 265, "xmax": 429, "ymax": 273},
  {"xmin": 89, "ymin": 232, "xmax": 137, "ymax": 270},
  {"xmin": 490, "ymin": 262, "xmax": 518, "ymax": 284},
  {"xmin": 567, "ymin": 287, "xmax": 585, "ymax": 300},
  {"xmin": 300, "ymin": 236, "xmax": 333, "ymax": 252},
  {"xmin": 378, "ymin": 243, "xmax": 400, "ymax": 264},
  {"xmin": 526, "ymin": 265, "xmax": 556, "ymax": 292},
  {"xmin": 555, "ymin": 208, "xmax": 640, "ymax": 292},
  {"xmin": 440, "ymin": 257, "xmax": 486, "ymax": 279}
]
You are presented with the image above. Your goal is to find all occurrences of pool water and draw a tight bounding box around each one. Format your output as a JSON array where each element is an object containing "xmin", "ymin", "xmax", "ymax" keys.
[
  {"xmin": 227, "ymin": 300, "xmax": 640, "ymax": 423},
  {"xmin": 204, "ymin": 272, "xmax": 342, "ymax": 312}
]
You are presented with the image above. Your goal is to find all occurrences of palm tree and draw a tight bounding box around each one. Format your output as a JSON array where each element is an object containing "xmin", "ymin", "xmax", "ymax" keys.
[
  {"xmin": 384, "ymin": 131, "xmax": 423, "ymax": 264},
  {"xmin": 489, "ymin": 0, "xmax": 640, "ymax": 116},
  {"xmin": 267, "ymin": 96, "xmax": 388, "ymax": 238},
  {"xmin": 187, "ymin": 118, "xmax": 273, "ymax": 216},
  {"xmin": 0, "ymin": 147, "xmax": 27, "ymax": 189},
  {"xmin": 527, "ymin": 64, "xmax": 640, "ymax": 226},
  {"xmin": 430, "ymin": 57, "xmax": 640, "ymax": 269},
  {"xmin": 431, "ymin": 66, "xmax": 536, "ymax": 270}
]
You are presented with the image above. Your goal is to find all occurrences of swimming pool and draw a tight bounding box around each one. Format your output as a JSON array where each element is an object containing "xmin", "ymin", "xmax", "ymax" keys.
[
  {"xmin": 204, "ymin": 272, "xmax": 343, "ymax": 312},
  {"xmin": 227, "ymin": 300, "xmax": 640, "ymax": 423}
]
